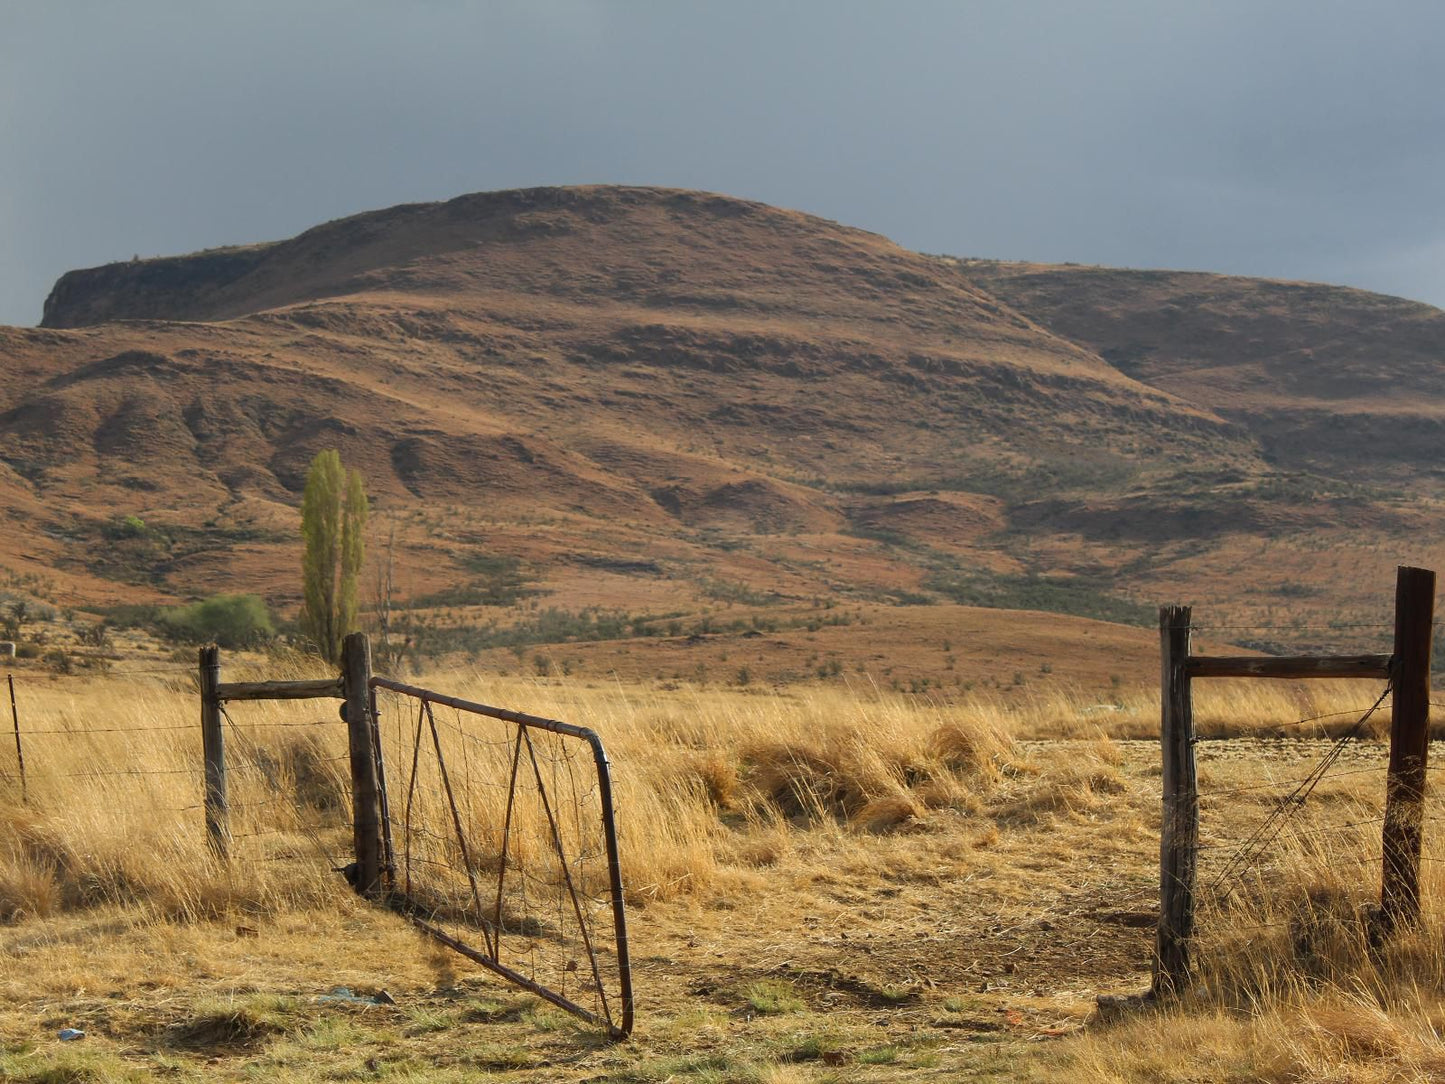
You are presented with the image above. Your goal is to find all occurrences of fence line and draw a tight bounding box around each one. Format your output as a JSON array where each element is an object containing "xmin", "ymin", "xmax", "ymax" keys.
[{"xmin": 1153, "ymin": 565, "xmax": 1438, "ymax": 1000}]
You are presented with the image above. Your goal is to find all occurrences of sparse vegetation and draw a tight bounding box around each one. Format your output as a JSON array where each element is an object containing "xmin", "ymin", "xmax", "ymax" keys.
[
  {"xmin": 926, "ymin": 570, "xmax": 1154, "ymax": 627},
  {"xmin": 411, "ymin": 554, "xmax": 538, "ymax": 608}
]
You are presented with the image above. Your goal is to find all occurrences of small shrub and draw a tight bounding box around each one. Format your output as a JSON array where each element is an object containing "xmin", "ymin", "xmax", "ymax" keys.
[
  {"xmin": 161, "ymin": 595, "xmax": 275, "ymax": 649},
  {"xmin": 78, "ymin": 621, "xmax": 112, "ymax": 649},
  {"xmin": 103, "ymin": 513, "xmax": 152, "ymax": 540}
]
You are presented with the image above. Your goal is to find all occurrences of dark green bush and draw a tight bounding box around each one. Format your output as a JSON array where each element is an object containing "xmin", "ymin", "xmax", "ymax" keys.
[
  {"xmin": 160, "ymin": 595, "xmax": 276, "ymax": 648},
  {"xmin": 101, "ymin": 513, "xmax": 159, "ymax": 540}
]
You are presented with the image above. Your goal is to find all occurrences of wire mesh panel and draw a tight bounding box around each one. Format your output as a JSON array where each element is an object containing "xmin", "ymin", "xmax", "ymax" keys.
[{"xmin": 370, "ymin": 677, "xmax": 633, "ymax": 1039}]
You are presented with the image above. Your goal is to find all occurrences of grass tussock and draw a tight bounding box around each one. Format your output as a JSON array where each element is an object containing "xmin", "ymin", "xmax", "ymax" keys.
[
  {"xmin": 165, "ymin": 996, "xmax": 300, "ymax": 1050},
  {"xmin": 1052, "ymin": 771, "xmax": 1445, "ymax": 1084},
  {"xmin": 1057, "ymin": 992, "xmax": 1445, "ymax": 1084},
  {"xmin": 994, "ymin": 737, "xmax": 1132, "ymax": 825}
]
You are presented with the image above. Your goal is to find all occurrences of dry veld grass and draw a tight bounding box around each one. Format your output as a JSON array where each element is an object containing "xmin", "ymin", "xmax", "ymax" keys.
[{"xmin": 1, "ymin": 667, "xmax": 1444, "ymax": 1082}]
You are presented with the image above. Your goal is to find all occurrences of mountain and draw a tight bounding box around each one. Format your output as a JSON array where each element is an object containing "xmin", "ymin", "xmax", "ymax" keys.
[
  {"xmin": 953, "ymin": 260, "xmax": 1445, "ymax": 486},
  {"xmin": 3, "ymin": 186, "xmax": 1442, "ymax": 668}
]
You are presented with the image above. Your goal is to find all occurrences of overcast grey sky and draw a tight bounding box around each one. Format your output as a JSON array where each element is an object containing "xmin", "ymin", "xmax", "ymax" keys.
[{"xmin": 2, "ymin": 1, "xmax": 1442, "ymax": 327}]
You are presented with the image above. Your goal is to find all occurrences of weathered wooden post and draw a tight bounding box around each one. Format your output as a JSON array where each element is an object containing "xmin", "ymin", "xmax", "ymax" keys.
[
  {"xmin": 343, "ymin": 632, "xmax": 384, "ymax": 899},
  {"xmin": 1380, "ymin": 565, "xmax": 1435, "ymax": 932},
  {"xmin": 8, "ymin": 673, "xmax": 26, "ymax": 805},
  {"xmin": 199, "ymin": 645, "xmax": 228, "ymax": 858},
  {"xmin": 1154, "ymin": 604, "xmax": 1196, "ymax": 997},
  {"xmin": 369, "ymin": 681, "xmax": 396, "ymax": 881}
]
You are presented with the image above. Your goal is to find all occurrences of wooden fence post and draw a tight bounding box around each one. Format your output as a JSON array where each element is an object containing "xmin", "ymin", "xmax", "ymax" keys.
[
  {"xmin": 1381, "ymin": 565, "xmax": 1435, "ymax": 932},
  {"xmin": 369, "ymin": 682, "xmax": 396, "ymax": 882},
  {"xmin": 8, "ymin": 673, "xmax": 25, "ymax": 805},
  {"xmin": 343, "ymin": 632, "xmax": 384, "ymax": 899},
  {"xmin": 199, "ymin": 645, "xmax": 228, "ymax": 858},
  {"xmin": 1154, "ymin": 604, "xmax": 1196, "ymax": 997}
]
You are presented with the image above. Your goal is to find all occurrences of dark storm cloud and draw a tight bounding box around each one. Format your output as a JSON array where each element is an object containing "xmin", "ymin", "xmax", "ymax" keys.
[{"xmin": 2, "ymin": 1, "xmax": 1442, "ymax": 326}]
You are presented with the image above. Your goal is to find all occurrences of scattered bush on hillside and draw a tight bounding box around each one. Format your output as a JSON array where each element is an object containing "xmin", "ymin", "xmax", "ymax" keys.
[
  {"xmin": 409, "ymin": 554, "xmax": 538, "ymax": 608},
  {"xmin": 819, "ymin": 455, "xmax": 1138, "ymax": 498},
  {"xmin": 0, "ymin": 603, "xmax": 21, "ymax": 642},
  {"xmin": 396, "ymin": 606, "xmax": 634, "ymax": 662},
  {"xmin": 383, "ymin": 604, "xmax": 864, "ymax": 666},
  {"xmin": 697, "ymin": 578, "xmax": 785, "ymax": 607},
  {"xmin": 927, "ymin": 570, "xmax": 1152, "ymax": 626},
  {"xmin": 76, "ymin": 621, "xmax": 112, "ymax": 649},
  {"xmin": 0, "ymin": 597, "xmax": 54, "ymax": 640},
  {"xmin": 101, "ymin": 514, "xmax": 155, "ymax": 541}
]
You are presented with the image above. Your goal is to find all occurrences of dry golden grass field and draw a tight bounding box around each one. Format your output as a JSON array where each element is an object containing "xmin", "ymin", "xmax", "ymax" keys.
[{"xmin": 3, "ymin": 666, "xmax": 1444, "ymax": 1083}]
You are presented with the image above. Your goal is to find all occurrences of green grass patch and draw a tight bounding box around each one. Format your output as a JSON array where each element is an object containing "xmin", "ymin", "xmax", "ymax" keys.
[
  {"xmin": 742, "ymin": 979, "xmax": 805, "ymax": 1015},
  {"xmin": 858, "ymin": 1044, "xmax": 901, "ymax": 1065}
]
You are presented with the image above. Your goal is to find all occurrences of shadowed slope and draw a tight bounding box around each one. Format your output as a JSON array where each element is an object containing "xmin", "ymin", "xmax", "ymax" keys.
[{"xmin": 954, "ymin": 260, "xmax": 1445, "ymax": 484}]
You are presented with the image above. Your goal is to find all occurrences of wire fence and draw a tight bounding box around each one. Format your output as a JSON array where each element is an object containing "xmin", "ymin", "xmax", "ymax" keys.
[
  {"xmin": 1188, "ymin": 680, "xmax": 1443, "ymax": 965},
  {"xmin": 215, "ymin": 701, "xmax": 353, "ymax": 868},
  {"xmin": 0, "ymin": 671, "xmax": 356, "ymax": 874}
]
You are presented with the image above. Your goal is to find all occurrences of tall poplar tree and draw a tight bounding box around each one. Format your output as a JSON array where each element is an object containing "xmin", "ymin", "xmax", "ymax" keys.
[{"xmin": 300, "ymin": 450, "xmax": 368, "ymax": 664}]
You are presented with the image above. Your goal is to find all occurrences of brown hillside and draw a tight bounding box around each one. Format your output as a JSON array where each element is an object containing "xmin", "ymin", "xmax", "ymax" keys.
[
  {"xmin": 2, "ymin": 187, "xmax": 1443, "ymax": 673},
  {"xmin": 953, "ymin": 260, "xmax": 1445, "ymax": 485}
]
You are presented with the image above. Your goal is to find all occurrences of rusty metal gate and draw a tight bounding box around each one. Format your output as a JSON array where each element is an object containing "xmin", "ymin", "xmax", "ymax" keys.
[{"xmin": 368, "ymin": 677, "xmax": 634, "ymax": 1039}]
